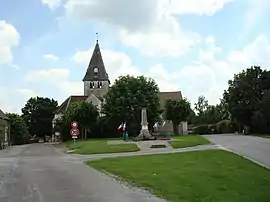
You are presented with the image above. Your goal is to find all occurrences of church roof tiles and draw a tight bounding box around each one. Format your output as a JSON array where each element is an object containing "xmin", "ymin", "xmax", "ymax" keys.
[{"xmin": 82, "ymin": 40, "xmax": 109, "ymax": 82}]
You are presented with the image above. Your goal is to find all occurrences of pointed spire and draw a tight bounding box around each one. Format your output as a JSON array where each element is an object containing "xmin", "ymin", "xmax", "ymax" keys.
[
  {"xmin": 82, "ymin": 38, "xmax": 109, "ymax": 82},
  {"xmin": 96, "ymin": 32, "xmax": 99, "ymax": 42}
]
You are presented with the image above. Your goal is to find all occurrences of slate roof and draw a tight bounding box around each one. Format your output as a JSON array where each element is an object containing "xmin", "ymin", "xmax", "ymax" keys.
[
  {"xmin": 158, "ymin": 91, "xmax": 182, "ymax": 109},
  {"xmin": 56, "ymin": 96, "xmax": 87, "ymax": 113},
  {"xmin": 82, "ymin": 40, "xmax": 110, "ymax": 82},
  {"xmin": 56, "ymin": 91, "xmax": 182, "ymax": 114},
  {"xmin": 0, "ymin": 109, "xmax": 9, "ymax": 120}
]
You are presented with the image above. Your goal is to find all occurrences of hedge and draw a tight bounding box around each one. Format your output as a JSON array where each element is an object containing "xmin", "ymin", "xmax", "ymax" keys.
[{"xmin": 193, "ymin": 120, "xmax": 237, "ymax": 135}]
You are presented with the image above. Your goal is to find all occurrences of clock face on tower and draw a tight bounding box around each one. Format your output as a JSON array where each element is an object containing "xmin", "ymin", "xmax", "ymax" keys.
[{"xmin": 94, "ymin": 67, "xmax": 98, "ymax": 73}]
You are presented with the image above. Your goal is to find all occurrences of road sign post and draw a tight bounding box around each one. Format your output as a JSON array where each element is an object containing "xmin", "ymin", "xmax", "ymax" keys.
[
  {"xmin": 71, "ymin": 121, "xmax": 79, "ymax": 128},
  {"xmin": 70, "ymin": 122, "xmax": 80, "ymax": 150}
]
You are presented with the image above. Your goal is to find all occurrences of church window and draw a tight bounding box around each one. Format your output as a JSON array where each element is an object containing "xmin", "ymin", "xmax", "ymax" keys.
[
  {"xmin": 90, "ymin": 82, "xmax": 95, "ymax": 88},
  {"xmin": 98, "ymin": 82, "xmax": 102, "ymax": 88}
]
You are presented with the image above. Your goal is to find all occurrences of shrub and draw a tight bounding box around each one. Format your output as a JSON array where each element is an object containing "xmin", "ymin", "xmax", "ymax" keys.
[
  {"xmin": 193, "ymin": 124, "xmax": 210, "ymax": 134},
  {"xmin": 216, "ymin": 120, "xmax": 237, "ymax": 133},
  {"xmin": 89, "ymin": 116, "xmax": 121, "ymax": 139},
  {"xmin": 208, "ymin": 124, "xmax": 218, "ymax": 134}
]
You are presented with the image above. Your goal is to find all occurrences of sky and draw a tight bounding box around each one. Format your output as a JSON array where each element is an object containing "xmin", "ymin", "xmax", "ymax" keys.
[{"xmin": 0, "ymin": 0, "xmax": 270, "ymax": 114}]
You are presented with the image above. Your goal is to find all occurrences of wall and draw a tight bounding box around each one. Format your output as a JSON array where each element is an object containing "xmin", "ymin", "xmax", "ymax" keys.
[
  {"xmin": 84, "ymin": 81, "xmax": 109, "ymax": 97},
  {"xmin": 155, "ymin": 121, "xmax": 188, "ymax": 135},
  {"xmin": 0, "ymin": 119, "xmax": 9, "ymax": 148}
]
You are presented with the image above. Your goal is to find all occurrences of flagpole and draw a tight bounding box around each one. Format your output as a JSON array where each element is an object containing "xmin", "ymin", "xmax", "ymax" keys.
[{"xmin": 123, "ymin": 121, "xmax": 126, "ymax": 141}]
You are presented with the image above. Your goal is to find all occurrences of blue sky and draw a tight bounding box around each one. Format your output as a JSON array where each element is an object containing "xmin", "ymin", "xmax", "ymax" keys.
[{"xmin": 0, "ymin": 0, "xmax": 270, "ymax": 113}]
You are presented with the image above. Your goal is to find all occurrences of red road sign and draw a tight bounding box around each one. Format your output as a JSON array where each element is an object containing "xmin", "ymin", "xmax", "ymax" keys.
[
  {"xmin": 71, "ymin": 121, "xmax": 79, "ymax": 128},
  {"xmin": 70, "ymin": 128, "xmax": 80, "ymax": 137}
]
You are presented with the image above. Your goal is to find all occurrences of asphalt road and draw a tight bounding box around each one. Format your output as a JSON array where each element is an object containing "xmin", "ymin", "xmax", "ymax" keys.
[
  {"xmin": 203, "ymin": 134, "xmax": 270, "ymax": 169},
  {"xmin": 0, "ymin": 143, "xmax": 165, "ymax": 202}
]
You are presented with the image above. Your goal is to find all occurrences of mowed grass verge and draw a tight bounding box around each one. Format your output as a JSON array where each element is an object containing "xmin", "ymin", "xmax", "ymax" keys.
[
  {"xmin": 169, "ymin": 135, "xmax": 211, "ymax": 148},
  {"xmin": 66, "ymin": 139, "xmax": 139, "ymax": 154},
  {"xmin": 88, "ymin": 150, "xmax": 270, "ymax": 202}
]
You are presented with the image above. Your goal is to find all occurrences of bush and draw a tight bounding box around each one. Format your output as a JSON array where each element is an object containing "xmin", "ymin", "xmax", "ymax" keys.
[
  {"xmin": 216, "ymin": 120, "xmax": 237, "ymax": 133},
  {"xmin": 193, "ymin": 124, "xmax": 209, "ymax": 134},
  {"xmin": 89, "ymin": 116, "xmax": 121, "ymax": 139},
  {"xmin": 208, "ymin": 124, "xmax": 218, "ymax": 134}
]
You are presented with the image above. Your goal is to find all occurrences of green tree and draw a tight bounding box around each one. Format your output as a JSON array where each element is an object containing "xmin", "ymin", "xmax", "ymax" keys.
[
  {"xmin": 21, "ymin": 97, "xmax": 58, "ymax": 141},
  {"xmin": 194, "ymin": 95, "xmax": 208, "ymax": 115},
  {"xmin": 6, "ymin": 113, "xmax": 30, "ymax": 145},
  {"xmin": 164, "ymin": 98, "xmax": 192, "ymax": 135},
  {"xmin": 102, "ymin": 75, "xmax": 161, "ymax": 136},
  {"xmin": 194, "ymin": 95, "xmax": 209, "ymax": 124},
  {"xmin": 223, "ymin": 66, "xmax": 270, "ymax": 133},
  {"xmin": 62, "ymin": 101, "xmax": 99, "ymax": 140},
  {"xmin": 257, "ymin": 90, "xmax": 270, "ymax": 133}
]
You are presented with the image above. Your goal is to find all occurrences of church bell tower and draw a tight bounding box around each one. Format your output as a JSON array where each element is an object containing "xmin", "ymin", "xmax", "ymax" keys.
[{"xmin": 83, "ymin": 40, "xmax": 110, "ymax": 97}]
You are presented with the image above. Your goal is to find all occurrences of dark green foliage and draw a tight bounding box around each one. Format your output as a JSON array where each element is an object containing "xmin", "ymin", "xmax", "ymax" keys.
[
  {"xmin": 90, "ymin": 116, "xmax": 121, "ymax": 138},
  {"xmin": 208, "ymin": 124, "xmax": 218, "ymax": 134},
  {"xmin": 216, "ymin": 120, "xmax": 237, "ymax": 134},
  {"xmin": 102, "ymin": 75, "xmax": 161, "ymax": 136},
  {"xmin": 193, "ymin": 124, "xmax": 210, "ymax": 134},
  {"xmin": 6, "ymin": 113, "xmax": 30, "ymax": 145},
  {"xmin": 21, "ymin": 97, "xmax": 58, "ymax": 140},
  {"xmin": 224, "ymin": 66, "xmax": 270, "ymax": 133},
  {"xmin": 60, "ymin": 101, "xmax": 99, "ymax": 140},
  {"xmin": 192, "ymin": 96, "xmax": 229, "ymax": 125},
  {"xmin": 165, "ymin": 98, "xmax": 192, "ymax": 134}
]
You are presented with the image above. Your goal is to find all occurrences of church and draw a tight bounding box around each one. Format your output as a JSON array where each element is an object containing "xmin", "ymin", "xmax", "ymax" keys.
[{"xmin": 53, "ymin": 40, "xmax": 187, "ymax": 135}]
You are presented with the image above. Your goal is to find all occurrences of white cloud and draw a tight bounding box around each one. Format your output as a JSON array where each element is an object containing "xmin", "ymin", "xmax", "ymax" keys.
[
  {"xmin": 57, "ymin": 81, "xmax": 83, "ymax": 95},
  {"xmin": 17, "ymin": 89, "xmax": 39, "ymax": 98},
  {"xmin": 41, "ymin": 0, "xmax": 63, "ymax": 10},
  {"xmin": 5, "ymin": 33, "xmax": 268, "ymax": 113},
  {"xmin": 0, "ymin": 88, "xmax": 39, "ymax": 114},
  {"xmin": 72, "ymin": 47, "xmax": 180, "ymax": 92},
  {"xmin": 243, "ymin": 0, "xmax": 270, "ymax": 36},
  {"xmin": 26, "ymin": 68, "xmax": 70, "ymax": 81},
  {"xmin": 25, "ymin": 68, "xmax": 83, "ymax": 98},
  {"xmin": 175, "ymin": 34, "xmax": 270, "ymax": 105},
  {"xmin": 0, "ymin": 21, "xmax": 20, "ymax": 65},
  {"xmin": 166, "ymin": 0, "xmax": 234, "ymax": 15},
  {"xmin": 71, "ymin": 35, "xmax": 270, "ymax": 106},
  {"xmin": 64, "ymin": 0, "xmax": 233, "ymax": 57},
  {"xmin": 43, "ymin": 54, "xmax": 59, "ymax": 60},
  {"xmin": 72, "ymin": 47, "xmax": 141, "ymax": 83}
]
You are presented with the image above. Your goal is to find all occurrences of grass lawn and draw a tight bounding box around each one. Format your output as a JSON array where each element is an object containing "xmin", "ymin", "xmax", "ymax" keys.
[
  {"xmin": 169, "ymin": 135, "xmax": 211, "ymax": 148},
  {"xmin": 88, "ymin": 150, "xmax": 270, "ymax": 202},
  {"xmin": 66, "ymin": 139, "xmax": 139, "ymax": 154}
]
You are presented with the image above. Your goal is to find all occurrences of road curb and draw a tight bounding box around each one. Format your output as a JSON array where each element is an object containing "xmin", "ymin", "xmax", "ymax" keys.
[{"xmin": 205, "ymin": 138, "xmax": 270, "ymax": 170}]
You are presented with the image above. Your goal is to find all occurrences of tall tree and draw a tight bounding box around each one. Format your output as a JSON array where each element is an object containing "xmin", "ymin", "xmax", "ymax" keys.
[
  {"xmin": 62, "ymin": 101, "xmax": 99, "ymax": 140},
  {"xmin": 102, "ymin": 75, "xmax": 161, "ymax": 136},
  {"xmin": 164, "ymin": 98, "xmax": 192, "ymax": 134},
  {"xmin": 6, "ymin": 113, "xmax": 30, "ymax": 145},
  {"xmin": 223, "ymin": 66, "xmax": 270, "ymax": 132},
  {"xmin": 21, "ymin": 97, "xmax": 58, "ymax": 140},
  {"xmin": 194, "ymin": 95, "xmax": 208, "ymax": 115},
  {"xmin": 193, "ymin": 95, "xmax": 209, "ymax": 124}
]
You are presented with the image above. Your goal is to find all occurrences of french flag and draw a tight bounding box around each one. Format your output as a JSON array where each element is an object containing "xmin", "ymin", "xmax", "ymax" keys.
[
  {"xmin": 118, "ymin": 123, "xmax": 123, "ymax": 131},
  {"xmin": 118, "ymin": 122, "xmax": 126, "ymax": 131}
]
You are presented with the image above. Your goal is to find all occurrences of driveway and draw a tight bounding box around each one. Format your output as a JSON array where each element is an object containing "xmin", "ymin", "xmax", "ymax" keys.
[
  {"xmin": 203, "ymin": 134, "xmax": 270, "ymax": 169},
  {"xmin": 0, "ymin": 143, "xmax": 165, "ymax": 202}
]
